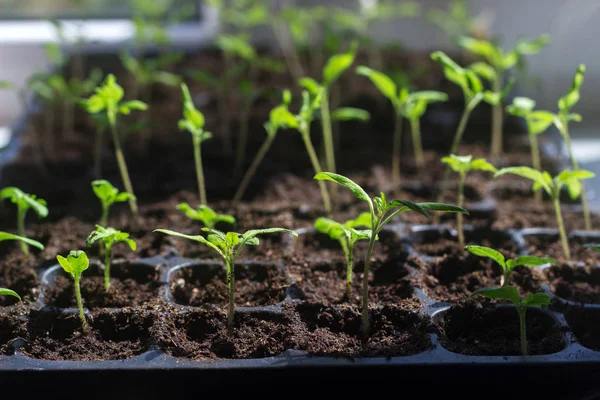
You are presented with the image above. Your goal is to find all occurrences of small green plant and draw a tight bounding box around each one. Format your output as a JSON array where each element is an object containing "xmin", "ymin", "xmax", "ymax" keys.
[
  {"xmin": 154, "ymin": 227, "xmax": 298, "ymax": 333},
  {"xmin": 553, "ymin": 65, "xmax": 592, "ymax": 230},
  {"xmin": 315, "ymin": 213, "xmax": 374, "ymax": 299},
  {"xmin": 85, "ymin": 226, "xmax": 136, "ymax": 292},
  {"xmin": 458, "ymin": 34, "xmax": 550, "ymax": 157},
  {"xmin": 179, "ymin": 83, "xmax": 212, "ymax": 205},
  {"xmin": 472, "ymin": 286, "xmax": 551, "ymax": 356},
  {"xmin": 177, "ymin": 203, "xmax": 236, "ymax": 229},
  {"xmin": 314, "ymin": 172, "xmax": 468, "ymax": 340},
  {"xmin": 0, "ymin": 288, "xmax": 21, "ymax": 301},
  {"xmin": 91, "ymin": 180, "xmax": 136, "ymax": 226},
  {"xmin": 56, "ymin": 250, "xmax": 89, "ymax": 332},
  {"xmin": 0, "ymin": 187, "xmax": 48, "ymax": 257},
  {"xmin": 441, "ymin": 155, "xmax": 496, "ymax": 247},
  {"xmin": 495, "ymin": 167, "xmax": 595, "ymax": 260},
  {"xmin": 120, "ymin": 52, "xmax": 181, "ymax": 103},
  {"xmin": 83, "ymin": 74, "xmax": 147, "ymax": 216},
  {"xmin": 300, "ymin": 43, "xmax": 358, "ymax": 180},
  {"xmin": 465, "ymin": 245, "xmax": 555, "ymax": 286},
  {"xmin": 506, "ymin": 97, "xmax": 555, "ymax": 203}
]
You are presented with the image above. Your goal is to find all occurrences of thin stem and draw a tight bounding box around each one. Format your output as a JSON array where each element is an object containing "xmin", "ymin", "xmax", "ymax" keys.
[
  {"xmin": 553, "ymin": 197, "xmax": 570, "ymax": 260},
  {"xmin": 109, "ymin": 121, "xmax": 138, "ymax": 216},
  {"xmin": 17, "ymin": 206, "xmax": 28, "ymax": 257},
  {"xmin": 321, "ymin": 87, "xmax": 338, "ymax": 205},
  {"xmin": 457, "ymin": 172, "xmax": 465, "ymax": 248},
  {"xmin": 490, "ymin": 76, "xmax": 503, "ymax": 158},
  {"xmin": 226, "ymin": 260, "xmax": 235, "ymax": 335},
  {"xmin": 410, "ymin": 118, "xmax": 424, "ymax": 170},
  {"xmin": 74, "ymin": 276, "xmax": 87, "ymax": 333},
  {"xmin": 233, "ymin": 135, "xmax": 276, "ymax": 203},
  {"xmin": 561, "ymin": 124, "xmax": 591, "ymax": 230},
  {"xmin": 362, "ymin": 225, "xmax": 377, "ymax": 342},
  {"xmin": 94, "ymin": 126, "xmax": 105, "ymax": 179},
  {"xmin": 529, "ymin": 134, "xmax": 542, "ymax": 203},
  {"xmin": 518, "ymin": 306, "xmax": 528, "ymax": 356},
  {"xmin": 301, "ymin": 130, "xmax": 331, "ymax": 215},
  {"xmin": 193, "ymin": 135, "xmax": 207, "ymax": 205},
  {"xmin": 100, "ymin": 204, "xmax": 109, "ymax": 227},
  {"xmin": 104, "ymin": 246, "xmax": 111, "ymax": 292},
  {"xmin": 392, "ymin": 110, "xmax": 403, "ymax": 195}
]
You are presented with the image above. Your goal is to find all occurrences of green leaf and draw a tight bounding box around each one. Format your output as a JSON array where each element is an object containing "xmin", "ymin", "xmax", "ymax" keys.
[
  {"xmin": 345, "ymin": 212, "xmax": 372, "ymax": 229},
  {"xmin": 331, "ymin": 108, "xmax": 370, "ymax": 122},
  {"xmin": 226, "ymin": 232, "xmax": 240, "ymax": 247},
  {"xmin": 515, "ymin": 34, "xmax": 550, "ymax": 55},
  {"xmin": 458, "ymin": 36, "xmax": 499, "ymax": 63},
  {"xmin": 470, "ymin": 158, "xmax": 497, "ymax": 173},
  {"xmin": 153, "ymin": 71, "xmax": 181, "ymax": 87},
  {"xmin": 298, "ymin": 77, "xmax": 322, "ymax": 95},
  {"xmin": 154, "ymin": 228, "xmax": 224, "ymax": 257},
  {"xmin": 240, "ymin": 228, "xmax": 298, "ymax": 245},
  {"xmin": 0, "ymin": 288, "xmax": 20, "ymax": 300},
  {"xmin": 389, "ymin": 199, "xmax": 429, "ymax": 217},
  {"xmin": 472, "ymin": 286, "xmax": 520, "ymax": 305},
  {"xmin": 315, "ymin": 217, "xmax": 346, "ymax": 241},
  {"xmin": 465, "ymin": 245, "xmax": 506, "ymax": 268},
  {"xmin": 0, "ymin": 232, "xmax": 44, "ymax": 250},
  {"xmin": 441, "ymin": 154, "xmax": 472, "ymax": 174},
  {"xmin": 216, "ymin": 34, "xmax": 256, "ymax": 60},
  {"xmin": 120, "ymin": 100, "xmax": 148, "ymax": 114},
  {"xmin": 269, "ymin": 105, "xmax": 298, "ymax": 130},
  {"xmin": 322, "ymin": 43, "xmax": 357, "ymax": 87},
  {"xmin": 314, "ymin": 172, "xmax": 373, "ymax": 211},
  {"xmin": 558, "ymin": 64, "xmax": 585, "ymax": 112},
  {"xmin": 513, "ymin": 255, "xmax": 556, "ymax": 267},
  {"xmin": 469, "ymin": 62, "xmax": 497, "ymax": 82},
  {"xmin": 507, "ymin": 97, "xmax": 536, "ymax": 116},
  {"xmin": 430, "ymin": 51, "xmax": 473, "ymax": 98},
  {"xmin": 356, "ymin": 66, "xmax": 398, "ymax": 103},
  {"xmin": 56, "ymin": 250, "xmax": 89, "ymax": 279},
  {"xmin": 495, "ymin": 167, "xmax": 551, "ymax": 194},
  {"xmin": 417, "ymin": 202, "xmax": 470, "ymax": 215},
  {"xmin": 85, "ymin": 226, "xmax": 136, "ymax": 251},
  {"xmin": 527, "ymin": 111, "xmax": 555, "ymax": 135},
  {"xmin": 557, "ymin": 169, "xmax": 595, "ymax": 199},
  {"xmin": 523, "ymin": 292, "xmax": 551, "ymax": 307}
]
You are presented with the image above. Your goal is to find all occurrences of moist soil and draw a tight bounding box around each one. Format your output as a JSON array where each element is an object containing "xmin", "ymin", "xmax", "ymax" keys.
[
  {"xmin": 523, "ymin": 234, "xmax": 600, "ymax": 263},
  {"xmin": 436, "ymin": 302, "xmax": 566, "ymax": 356},
  {"xmin": 566, "ymin": 308, "xmax": 600, "ymax": 351},
  {"xmin": 545, "ymin": 264, "xmax": 600, "ymax": 304}
]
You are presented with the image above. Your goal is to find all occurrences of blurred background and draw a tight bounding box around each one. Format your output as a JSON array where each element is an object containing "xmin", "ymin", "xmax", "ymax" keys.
[{"xmin": 0, "ymin": 0, "xmax": 598, "ymax": 192}]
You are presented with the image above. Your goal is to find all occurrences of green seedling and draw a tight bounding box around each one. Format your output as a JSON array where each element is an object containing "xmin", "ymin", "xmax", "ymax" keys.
[
  {"xmin": 0, "ymin": 187, "xmax": 48, "ymax": 257},
  {"xmin": 315, "ymin": 213, "xmax": 374, "ymax": 299},
  {"xmin": 473, "ymin": 285, "xmax": 551, "ymax": 356},
  {"xmin": 177, "ymin": 203, "xmax": 236, "ymax": 229},
  {"xmin": 83, "ymin": 74, "xmax": 147, "ymax": 216},
  {"xmin": 458, "ymin": 34, "xmax": 549, "ymax": 157},
  {"xmin": 314, "ymin": 172, "xmax": 468, "ymax": 340},
  {"xmin": 553, "ymin": 65, "xmax": 592, "ymax": 230},
  {"xmin": 85, "ymin": 226, "xmax": 136, "ymax": 292},
  {"xmin": 506, "ymin": 97, "xmax": 555, "ymax": 203},
  {"xmin": 441, "ymin": 155, "xmax": 496, "ymax": 247},
  {"xmin": 179, "ymin": 83, "xmax": 212, "ymax": 205},
  {"xmin": 0, "ymin": 231, "xmax": 44, "ymax": 256},
  {"xmin": 56, "ymin": 250, "xmax": 89, "ymax": 332},
  {"xmin": 120, "ymin": 52, "xmax": 181, "ymax": 102},
  {"xmin": 300, "ymin": 43, "xmax": 358, "ymax": 180},
  {"xmin": 154, "ymin": 227, "xmax": 297, "ymax": 333},
  {"xmin": 465, "ymin": 245, "xmax": 555, "ymax": 286},
  {"xmin": 233, "ymin": 91, "xmax": 294, "ymax": 202},
  {"xmin": 495, "ymin": 166, "xmax": 595, "ymax": 260},
  {"xmin": 91, "ymin": 180, "xmax": 136, "ymax": 226},
  {"xmin": 0, "ymin": 288, "xmax": 21, "ymax": 301}
]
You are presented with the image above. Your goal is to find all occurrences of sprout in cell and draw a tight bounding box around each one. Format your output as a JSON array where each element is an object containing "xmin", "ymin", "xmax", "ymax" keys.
[
  {"xmin": 177, "ymin": 203, "xmax": 236, "ymax": 229},
  {"xmin": 92, "ymin": 180, "xmax": 136, "ymax": 226},
  {"xmin": 56, "ymin": 250, "xmax": 90, "ymax": 332}
]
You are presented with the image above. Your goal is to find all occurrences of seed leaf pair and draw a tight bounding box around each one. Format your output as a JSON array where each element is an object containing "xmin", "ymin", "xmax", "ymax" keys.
[
  {"xmin": 56, "ymin": 250, "xmax": 89, "ymax": 332},
  {"xmin": 92, "ymin": 180, "xmax": 135, "ymax": 226},
  {"xmin": 86, "ymin": 226, "xmax": 136, "ymax": 292},
  {"xmin": 177, "ymin": 203, "xmax": 236, "ymax": 229}
]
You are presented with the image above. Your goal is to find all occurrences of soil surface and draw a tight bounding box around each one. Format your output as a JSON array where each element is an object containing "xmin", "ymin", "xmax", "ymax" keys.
[
  {"xmin": 545, "ymin": 264, "xmax": 600, "ymax": 304},
  {"xmin": 566, "ymin": 308, "xmax": 600, "ymax": 351},
  {"xmin": 436, "ymin": 302, "xmax": 566, "ymax": 356}
]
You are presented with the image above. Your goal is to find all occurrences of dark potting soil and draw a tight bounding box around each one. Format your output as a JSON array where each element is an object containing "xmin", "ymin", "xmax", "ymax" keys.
[
  {"xmin": 492, "ymin": 204, "xmax": 600, "ymax": 231},
  {"xmin": 566, "ymin": 308, "xmax": 600, "ymax": 351},
  {"xmin": 170, "ymin": 262, "xmax": 289, "ymax": 307},
  {"xmin": 436, "ymin": 303, "xmax": 566, "ymax": 356},
  {"xmin": 523, "ymin": 234, "xmax": 600, "ymax": 263},
  {"xmin": 288, "ymin": 301, "xmax": 432, "ymax": 358},
  {"xmin": 415, "ymin": 254, "xmax": 546, "ymax": 302},
  {"xmin": 43, "ymin": 262, "xmax": 161, "ymax": 309},
  {"xmin": 157, "ymin": 306, "xmax": 294, "ymax": 359},
  {"xmin": 0, "ymin": 308, "xmax": 27, "ymax": 354},
  {"xmin": 545, "ymin": 264, "xmax": 600, "ymax": 304},
  {"xmin": 22, "ymin": 308, "xmax": 154, "ymax": 360}
]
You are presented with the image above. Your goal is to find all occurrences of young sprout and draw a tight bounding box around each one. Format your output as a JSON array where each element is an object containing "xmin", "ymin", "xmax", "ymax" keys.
[
  {"xmin": 300, "ymin": 43, "xmax": 358, "ymax": 179},
  {"xmin": 458, "ymin": 34, "xmax": 550, "ymax": 157},
  {"xmin": 179, "ymin": 83, "xmax": 212, "ymax": 205},
  {"xmin": 315, "ymin": 213, "xmax": 374, "ymax": 299},
  {"xmin": 465, "ymin": 245, "xmax": 556, "ymax": 286},
  {"xmin": 403, "ymin": 91, "xmax": 449, "ymax": 169},
  {"xmin": 154, "ymin": 227, "xmax": 298, "ymax": 333},
  {"xmin": 473, "ymin": 286, "xmax": 551, "ymax": 356},
  {"xmin": 91, "ymin": 180, "xmax": 136, "ymax": 226},
  {"xmin": 0, "ymin": 288, "xmax": 21, "ymax": 301},
  {"xmin": 506, "ymin": 97, "xmax": 555, "ymax": 203},
  {"xmin": 0, "ymin": 187, "xmax": 48, "ymax": 257},
  {"xmin": 314, "ymin": 172, "xmax": 468, "ymax": 340},
  {"xmin": 553, "ymin": 65, "xmax": 592, "ymax": 230},
  {"xmin": 120, "ymin": 52, "xmax": 181, "ymax": 103},
  {"xmin": 83, "ymin": 74, "xmax": 147, "ymax": 216},
  {"xmin": 441, "ymin": 155, "xmax": 496, "ymax": 247},
  {"xmin": 177, "ymin": 203, "xmax": 236, "ymax": 229},
  {"xmin": 56, "ymin": 250, "xmax": 90, "ymax": 333},
  {"xmin": 85, "ymin": 226, "xmax": 137, "ymax": 292},
  {"xmin": 495, "ymin": 167, "xmax": 595, "ymax": 260}
]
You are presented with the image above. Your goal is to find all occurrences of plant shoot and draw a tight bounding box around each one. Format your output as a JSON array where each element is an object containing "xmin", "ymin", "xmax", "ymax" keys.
[
  {"xmin": 56, "ymin": 250, "xmax": 90, "ymax": 332},
  {"xmin": 92, "ymin": 180, "xmax": 136, "ymax": 226},
  {"xmin": 177, "ymin": 203, "xmax": 236, "ymax": 229}
]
